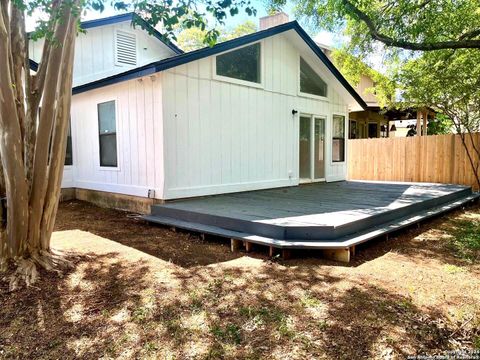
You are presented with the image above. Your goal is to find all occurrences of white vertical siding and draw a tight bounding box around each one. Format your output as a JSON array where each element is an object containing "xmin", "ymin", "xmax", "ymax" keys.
[
  {"xmin": 63, "ymin": 31, "xmax": 352, "ymax": 201},
  {"xmin": 162, "ymin": 33, "xmax": 349, "ymax": 199},
  {"xmin": 67, "ymin": 75, "xmax": 165, "ymax": 198},
  {"xmin": 29, "ymin": 21, "xmax": 177, "ymax": 87}
]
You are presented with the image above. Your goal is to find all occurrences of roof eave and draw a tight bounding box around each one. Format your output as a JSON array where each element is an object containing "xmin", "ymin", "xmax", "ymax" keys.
[{"xmin": 72, "ymin": 20, "xmax": 367, "ymax": 110}]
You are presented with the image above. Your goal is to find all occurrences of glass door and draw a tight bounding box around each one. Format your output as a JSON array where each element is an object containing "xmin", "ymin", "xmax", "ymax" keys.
[
  {"xmin": 299, "ymin": 116, "xmax": 311, "ymax": 181},
  {"xmin": 314, "ymin": 117, "xmax": 325, "ymax": 179},
  {"xmin": 299, "ymin": 115, "xmax": 325, "ymax": 182}
]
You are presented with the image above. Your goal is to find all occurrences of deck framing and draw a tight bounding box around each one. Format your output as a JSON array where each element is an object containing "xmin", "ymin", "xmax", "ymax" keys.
[{"xmin": 143, "ymin": 181, "xmax": 479, "ymax": 262}]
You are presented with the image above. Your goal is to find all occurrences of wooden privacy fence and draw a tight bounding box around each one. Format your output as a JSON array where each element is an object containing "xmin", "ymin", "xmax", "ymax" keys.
[{"xmin": 347, "ymin": 133, "xmax": 480, "ymax": 191}]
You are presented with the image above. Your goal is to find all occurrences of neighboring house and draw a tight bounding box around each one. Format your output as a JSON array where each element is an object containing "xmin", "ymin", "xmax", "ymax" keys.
[
  {"xmin": 30, "ymin": 12, "xmax": 366, "ymax": 212},
  {"xmin": 347, "ymin": 74, "xmax": 390, "ymax": 139},
  {"xmin": 313, "ymin": 42, "xmax": 389, "ymax": 139}
]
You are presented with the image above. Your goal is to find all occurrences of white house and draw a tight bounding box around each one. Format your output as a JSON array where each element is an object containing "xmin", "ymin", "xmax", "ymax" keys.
[{"xmin": 30, "ymin": 12, "xmax": 367, "ymax": 212}]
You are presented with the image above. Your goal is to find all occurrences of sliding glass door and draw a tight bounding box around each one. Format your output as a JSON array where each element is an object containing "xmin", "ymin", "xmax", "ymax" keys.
[{"xmin": 299, "ymin": 115, "xmax": 325, "ymax": 182}]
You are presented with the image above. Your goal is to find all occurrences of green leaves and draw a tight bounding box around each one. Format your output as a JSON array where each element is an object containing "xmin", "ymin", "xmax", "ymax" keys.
[
  {"xmin": 25, "ymin": 0, "xmax": 255, "ymax": 48},
  {"xmin": 290, "ymin": 0, "xmax": 480, "ymax": 52}
]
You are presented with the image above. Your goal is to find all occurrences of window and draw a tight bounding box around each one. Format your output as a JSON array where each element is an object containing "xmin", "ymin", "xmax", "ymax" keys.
[
  {"xmin": 216, "ymin": 43, "xmax": 261, "ymax": 84},
  {"xmin": 40, "ymin": 107, "xmax": 73, "ymax": 165},
  {"xmin": 332, "ymin": 115, "xmax": 345, "ymax": 162},
  {"xmin": 300, "ymin": 57, "xmax": 327, "ymax": 97},
  {"xmin": 349, "ymin": 120, "xmax": 357, "ymax": 139},
  {"xmin": 115, "ymin": 30, "xmax": 137, "ymax": 66},
  {"xmin": 65, "ymin": 119, "xmax": 73, "ymax": 165},
  {"xmin": 98, "ymin": 101, "xmax": 117, "ymax": 167}
]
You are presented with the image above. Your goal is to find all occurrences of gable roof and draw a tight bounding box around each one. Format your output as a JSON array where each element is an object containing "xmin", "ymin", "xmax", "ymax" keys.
[
  {"xmin": 80, "ymin": 12, "xmax": 183, "ymax": 55},
  {"xmin": 72, "ymin": 20, "xmax": 367, "ymax": 110}
]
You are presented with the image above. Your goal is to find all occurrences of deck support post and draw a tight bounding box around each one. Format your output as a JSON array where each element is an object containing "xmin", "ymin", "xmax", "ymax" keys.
[
  {"xmin": 281, "ymin": 249, "xmax": 291, "ymax": 260},
  {"xmin": 245, "ymin": 241, "xmax": 253, "ymax": 253},
  {"xmin": 231, "ymin": 238, "xmax": 242, "ymax": 252},
  {"xmin": 269, "ymin": 246, "xmax": 275, "ymax": 257},
  {"xmin": 322, "ymin": 248, "xmax": 351, "ymax": 263}
]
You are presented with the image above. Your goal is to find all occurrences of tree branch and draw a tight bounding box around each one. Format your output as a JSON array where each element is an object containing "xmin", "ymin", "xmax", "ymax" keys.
[
  {"xmin": 342, "ymin": 0, "xmax": 480, "ymax": 50},
  {"xmin": 10, "ymin": 4, "xmax": 27, "ymax": 154}
]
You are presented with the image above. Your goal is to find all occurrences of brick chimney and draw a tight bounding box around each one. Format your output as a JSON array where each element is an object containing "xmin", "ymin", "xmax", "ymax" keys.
[{"xmin": 259, "ymin": 12, "xmax": 289, "ymax": 30}]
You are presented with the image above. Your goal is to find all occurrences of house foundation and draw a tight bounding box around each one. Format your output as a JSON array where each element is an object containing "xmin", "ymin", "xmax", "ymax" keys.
[{"xmin": 60, "ymin": 188, "xmax": 162, "ymax": 214}]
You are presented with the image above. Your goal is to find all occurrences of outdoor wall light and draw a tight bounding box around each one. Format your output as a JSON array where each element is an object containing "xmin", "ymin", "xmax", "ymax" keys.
[{"xmin": 292, "ymin": 109, "xmax": 298, "ymax": 115}]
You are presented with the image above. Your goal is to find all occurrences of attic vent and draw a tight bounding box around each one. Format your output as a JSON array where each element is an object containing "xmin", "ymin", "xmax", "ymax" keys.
[{"xmin": 115, "ymin": 31, "xmax": 137, "ymax": 66}]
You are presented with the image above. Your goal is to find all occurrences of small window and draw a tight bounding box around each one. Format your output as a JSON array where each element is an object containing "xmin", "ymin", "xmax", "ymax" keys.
[
  {"xmin": 332, "ymin": 115, "xmax": 345, "ymax": 162},
  {"xmin": 216, "ymin": 43, "xmax": 261, "ymax": 84},
  {"xmin": 115, "ymin": 30, "xmax": 137, "ymax": 66},
  {"xmin": 300, "ymin": 57, "xmax": 327, "ymax": 97},
  {"xmin": 98, "ymin": 101, "xmax": 117, "ymax": 167},
  {"xmin": 65, "ymin": 119, "xmax": 73, "ymax": 166}
]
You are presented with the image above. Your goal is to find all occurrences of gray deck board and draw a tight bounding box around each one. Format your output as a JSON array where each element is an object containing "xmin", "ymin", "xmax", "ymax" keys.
[{"xmin": 144, "ymin": 181, "xmax": 477, "ymax": 245}]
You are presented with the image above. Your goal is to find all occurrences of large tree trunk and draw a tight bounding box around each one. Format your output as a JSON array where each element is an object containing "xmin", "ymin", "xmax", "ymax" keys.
[{"xmin": 0, "ymin": 0, "xmax": 79, "ymax": 289}]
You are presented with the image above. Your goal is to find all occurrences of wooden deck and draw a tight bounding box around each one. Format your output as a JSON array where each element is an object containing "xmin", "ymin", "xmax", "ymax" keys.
[{"xmin": 143, "ymin": 181, "xmax": 479, "ymax": 262}]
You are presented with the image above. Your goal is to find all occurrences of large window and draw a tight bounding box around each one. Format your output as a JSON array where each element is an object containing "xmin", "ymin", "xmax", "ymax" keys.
[
  {"xmin": 300, "ymin": 57, "xmax": 327, "ymax": 97},
  {"xmin": 216, "ymin": 43, "xmax": 261, "ymax": 84},
  {"xmin": 332, "ymin": 115, "xmax": 345, "ymax": 162},
  {"xmin": 98, "ymin": 101, "xmax": 117, "ymax": 167},
  {"xmin": 65, "ymin": 119, "xmax": 73, "ymax": 165}
]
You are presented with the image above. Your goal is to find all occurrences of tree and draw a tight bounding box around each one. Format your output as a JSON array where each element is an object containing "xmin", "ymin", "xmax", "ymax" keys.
[
  {"xmin": 288, "ymin": 0, "xmax": 480, "ymax": 52},
  {"xmin": 177, "ymin": 27, "xmax": 208, "ymax": 52},
  {"xmin": 399, "ymin": 49, "xmax": 480, "ymax": 187},
  {"xmin": 222, "ymin": 19, "xmax": 256, "ymax": 41},
  {"xmin": 287, "ymin": 0, "xmax": 480, "ymax": 188},
  {"xmin": 0, "ymin": 0, "xmax": 253, "ymax": 290},
  {"xmin": 177, "ymin": 20, "xmax": 257, "ymax": 51},
  {"xmin": 330, "ymin": 49, "xmax": 395, "ymax": 107}
]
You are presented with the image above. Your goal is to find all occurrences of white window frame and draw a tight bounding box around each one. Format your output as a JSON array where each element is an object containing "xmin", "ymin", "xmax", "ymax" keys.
[
  {"xmin": 297, "ymin": 56, "xmax": 328, "ymax": 101},
  {"xmin": 212, "ymin": 41, "xmax": 264, "ymax": 89},
  {"xmin": 330, "ymin": 113, "xmax": 347, "ymax": 164},
  {"xmin": 114, "ymin": 29, "xmax": 138, "ymax": 67},
  {"xmin": 96, "ymin": 98, "xmax": 121, "ymax": 171}
]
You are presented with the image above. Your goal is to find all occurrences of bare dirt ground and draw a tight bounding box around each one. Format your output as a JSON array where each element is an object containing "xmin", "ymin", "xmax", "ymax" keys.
[{"xmin": 1, "ymin": 200, "xmax": 479, "ymax": 359}]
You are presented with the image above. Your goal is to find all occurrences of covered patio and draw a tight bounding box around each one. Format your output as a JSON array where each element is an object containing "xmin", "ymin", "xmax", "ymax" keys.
[{"xmin": 143, "ymin": 181, "xmax": 478, "ymax": 262}]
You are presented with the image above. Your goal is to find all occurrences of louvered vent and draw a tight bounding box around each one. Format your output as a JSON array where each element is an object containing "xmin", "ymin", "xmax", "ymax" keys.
[{"xmin": 115, "ymin": 31, "xmax": 137, "ymax": 66}]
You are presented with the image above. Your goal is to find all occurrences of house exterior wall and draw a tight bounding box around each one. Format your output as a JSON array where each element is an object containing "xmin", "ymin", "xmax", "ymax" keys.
[
  {"xmin": 61, "ymin": 32, "xmax": 352, "ymax": 202},
  {"xmin": 355, "ymin": 75, "xmax": 377, "ymax": 105},
  {"xmin": 67, "ymin": 75, "xmax": 165, "ymax": 199},
  {"xmin": 29, "ymin": 21, "xmax": 177, "ymax": 87},
  {"xmin": 349, "ymin": 110, "xmax": 388, "ymax": 139},
  {"xmin": 161, "ymin": 33, "xmax": 349, "ymax": 199}
]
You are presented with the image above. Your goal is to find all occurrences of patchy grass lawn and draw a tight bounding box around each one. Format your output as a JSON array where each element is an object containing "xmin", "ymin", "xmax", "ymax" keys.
[{"xmin": 1, "ymin": 200, "xmax": 480, "ymax": 359}]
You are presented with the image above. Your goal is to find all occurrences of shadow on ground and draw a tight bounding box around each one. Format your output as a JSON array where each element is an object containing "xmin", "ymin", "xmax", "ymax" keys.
[
  {"xmin": 1, "ymin": 244, "xmax": 478, "ymax": 359},
  {"xmin": 5, "ymin": 199, "xmax": 472, "ymax": 358},
  {"xmin": 55, "ymin": 200, "xmax": 480, "ymax": 271}
]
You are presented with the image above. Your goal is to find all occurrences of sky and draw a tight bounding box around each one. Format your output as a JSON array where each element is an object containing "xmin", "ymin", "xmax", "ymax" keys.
[
  {"xmin": 25, "ymin": 0, "xmax": 386, "ymax": 72},
  {"xmin": 26, "ymin": 0, "xmax": 344, "ymax": 48}
]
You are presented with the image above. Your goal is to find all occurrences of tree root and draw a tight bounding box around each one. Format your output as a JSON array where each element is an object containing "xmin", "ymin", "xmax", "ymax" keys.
[{"xmin": 5, "ymin": 249, "xmax": 73, "ymax": 291}]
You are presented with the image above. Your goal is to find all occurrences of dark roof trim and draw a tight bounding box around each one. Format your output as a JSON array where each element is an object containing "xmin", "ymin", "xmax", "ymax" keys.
[
  {"xmin": 73, "ymin": 20, "xmax": 367, "ymax": 109},
  {"xmin": 80, "ymin": 12, "xmax": 183, "ymax": 55}
]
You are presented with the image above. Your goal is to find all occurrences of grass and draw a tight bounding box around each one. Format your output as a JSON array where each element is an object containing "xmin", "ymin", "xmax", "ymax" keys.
[
  {"xmin": 450, "ymin": 219, "xmax": 480, "ymax": 262},
  {"xmin": 2, "ymin": 200, "xmax": 479, "ymax": 359},
  {"xmin": 475, "ymin": 336, "xmax": 480, "ymax": 350},
  {"xmin": 210, "ymin": 323, "xmax": 242, "ymax": 345}
]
